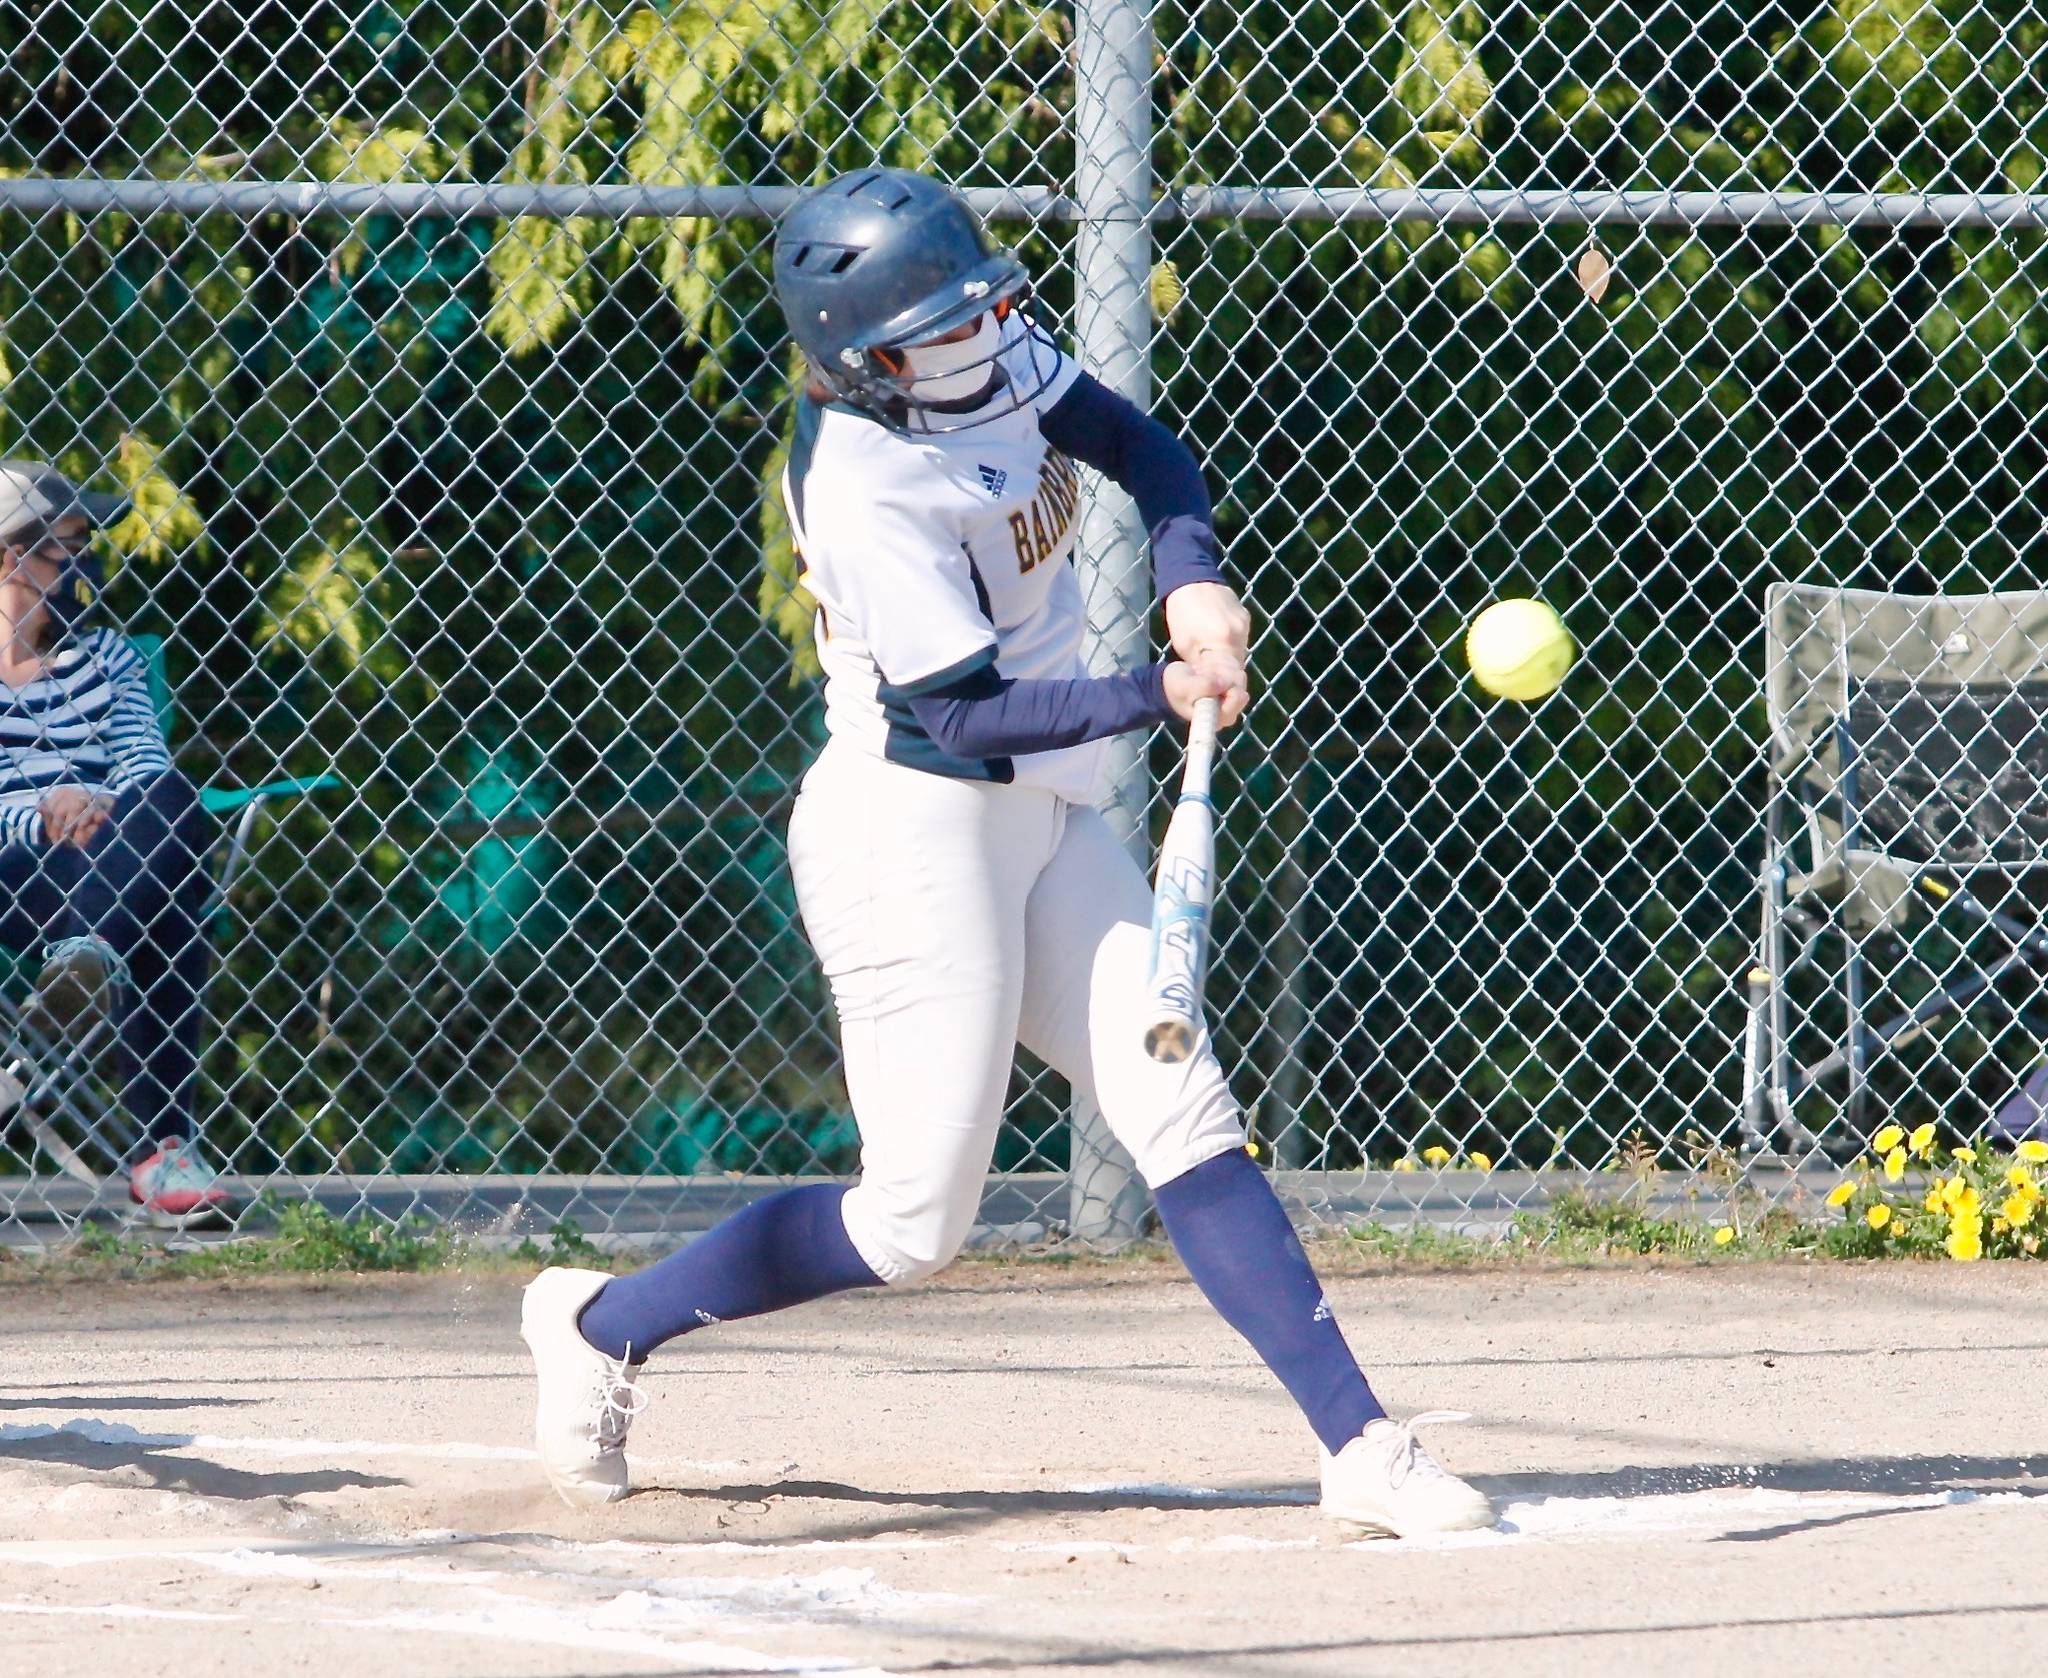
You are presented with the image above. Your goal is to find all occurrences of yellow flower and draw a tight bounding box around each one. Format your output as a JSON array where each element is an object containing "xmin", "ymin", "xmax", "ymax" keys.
[
  {"xmin": 2003, "ymin": 1193, "xmax": 2036, "ymax": 1227},
  {"xmin": 1883, "ymin": 1146, "xmax": 1907, "ymax": 1183},
  {"xmin": 2018, "ymin": 1140, "xmax": 2048, "ymax": 1164},
  {"xmin": 1469, "ymin": 1152, "xmax": 1494, "ymax": 1171},
  {"xmin": 1908, "ymin": 1122, "xmax": 1937, "ymax": 1157},
  {"xmin": 1826, "ymin": 1181, "xmax": 1856, "ymax": 1209},
  {"xmin": 1422, "ymin": 1146, "xmax": 1451, "ymax": 1166},
  {"xmin": 1866, "ymin": 1204, "xmax": 1892, "ymax": 1230},
  {"xmin": 1873, "ymin": 1124, "xmax": 1905, "ymax": 1153},
  {"xmin": 1925, "ymin": 1184, "xmax": 1946, "ymax": 1213},
  {"xmin": 1713, "ymin": 1225, "xmax": 1735, "ymax": 1246},
  {"xmin": 1952, "ymin": 1146, "xmax": 1977, "ymax": 1165},
  {"xmin": 1947, "ymin": 1221, "xmax": 1983, "ymax": 1261},
  {"xmin": 1945, "ymin": 1182, "xmax": 1981, "ymax": 1219},
  {"xmin": 2006, "ymin": 1165, "xmax": 2034, "ymax": 1189}
]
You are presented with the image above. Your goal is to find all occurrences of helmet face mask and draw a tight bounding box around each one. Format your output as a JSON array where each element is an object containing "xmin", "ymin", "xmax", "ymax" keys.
[
  {"xmin": 775, "ymin": 170, "xmax": 1062, "ymax": 433},
  {"xmin": 895, "ymin": 309, "xmax": 1006, "ymax": 406}
]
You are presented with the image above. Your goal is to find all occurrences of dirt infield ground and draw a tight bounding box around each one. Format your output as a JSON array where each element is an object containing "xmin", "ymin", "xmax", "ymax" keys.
[{"xmin": 1, "ymin": 1260, "xmax": 2043, "ymax": 1677}]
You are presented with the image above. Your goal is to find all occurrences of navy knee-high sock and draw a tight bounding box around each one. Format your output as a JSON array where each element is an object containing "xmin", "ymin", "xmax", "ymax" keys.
[
  {"xmin": 1153, "ymin": 1148, "xmax": 1385, "ymax": 1453},
  {"xmin": 578, "ymin": 1183, "xmax": 883, "ymax": 1361}
]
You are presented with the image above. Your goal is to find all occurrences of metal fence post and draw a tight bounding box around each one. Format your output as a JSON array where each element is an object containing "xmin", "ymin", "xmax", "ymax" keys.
[{"xmin": 1067, "ymin": 0, "xmax": 1155, "ymax": 1245}]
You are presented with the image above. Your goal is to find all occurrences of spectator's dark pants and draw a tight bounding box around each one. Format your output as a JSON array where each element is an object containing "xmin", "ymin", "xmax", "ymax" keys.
[{"xmin": 0, "ymin": 772, "xmax": 213, "ymax": 1144}]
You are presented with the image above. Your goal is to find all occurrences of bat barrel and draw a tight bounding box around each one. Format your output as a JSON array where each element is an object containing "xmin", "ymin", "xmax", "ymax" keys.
[{"xmin": 1142, "ymin": 698, "xmax": 1220, "ymax": 1066}]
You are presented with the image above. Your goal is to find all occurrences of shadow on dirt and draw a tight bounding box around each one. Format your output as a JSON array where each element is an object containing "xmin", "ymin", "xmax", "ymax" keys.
[
  {"xmin": 0, "ymin": 1424, "xmax": 407, "ymax": 1500},
  {"xmin": 1472, "ymin": 1451, "xmax": 2047, "ymax": 1501}
]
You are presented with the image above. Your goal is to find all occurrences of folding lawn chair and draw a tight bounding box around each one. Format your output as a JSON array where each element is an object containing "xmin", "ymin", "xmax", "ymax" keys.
[
  {"xmin": 1743, "ymin": 584, "xmax": 2048, "ymax": 1158},
  {"xmin": 0, "ymin": 634, "xmax": 338, "ymax": 1228}
]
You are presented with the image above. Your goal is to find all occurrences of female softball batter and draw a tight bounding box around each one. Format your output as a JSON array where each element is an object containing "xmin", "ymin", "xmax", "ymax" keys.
[{"xmin": 521, "ymin": 168, "xmax": 1492, "ymax": 1537}]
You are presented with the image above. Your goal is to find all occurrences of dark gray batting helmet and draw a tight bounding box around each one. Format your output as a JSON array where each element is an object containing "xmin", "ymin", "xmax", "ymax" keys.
[{"xmin": 772, "ymin": 168, "xmax": 1057, "ymax": 430}]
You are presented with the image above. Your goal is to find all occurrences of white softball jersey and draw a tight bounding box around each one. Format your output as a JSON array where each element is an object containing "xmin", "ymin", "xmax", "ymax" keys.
[{"xmin": 781, "ymin": 330, "xmax": 1113, "ymax": 805}]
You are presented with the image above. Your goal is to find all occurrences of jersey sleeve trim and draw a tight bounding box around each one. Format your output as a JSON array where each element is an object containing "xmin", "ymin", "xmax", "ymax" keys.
[{"xmin": 876, "ymin": 643, "xmax": 999, "ymax": 702}]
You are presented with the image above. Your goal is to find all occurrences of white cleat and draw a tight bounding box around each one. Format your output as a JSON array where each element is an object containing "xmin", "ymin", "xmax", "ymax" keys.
[
  {"xmin": 520, "ymin": 1266, "xmax": 649, "ymax": 1507},
  {"xmin": 1320, "ymin": 1410, "xmax": 1495, "ymax": 1537}
]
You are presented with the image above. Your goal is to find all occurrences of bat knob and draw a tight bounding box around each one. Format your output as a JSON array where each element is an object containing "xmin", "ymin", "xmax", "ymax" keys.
[{"xmin": 1144, "ymin": 1019, "xmax": 1196, "ymax": 1064}]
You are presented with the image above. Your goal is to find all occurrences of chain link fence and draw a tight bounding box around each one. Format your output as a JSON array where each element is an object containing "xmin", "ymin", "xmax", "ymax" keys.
[{"xmin": 0, "ymin": 1, "xmax": 2044, "ymax": 1242}]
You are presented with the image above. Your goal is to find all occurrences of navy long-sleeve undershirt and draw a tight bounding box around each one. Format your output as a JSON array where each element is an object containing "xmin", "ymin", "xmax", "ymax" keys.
[
  {"xmin": 907, "ymin": 658, "xmax": 1173, "ymax": 761},
  {"xmin": 1037, "ymin": 372, "xmax": 1226, "ymax": 601}
]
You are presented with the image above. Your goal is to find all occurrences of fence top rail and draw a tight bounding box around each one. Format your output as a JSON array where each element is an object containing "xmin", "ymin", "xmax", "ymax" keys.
[{"xmin": 1, "ymin": 178, "xmax": 2045, "ymax": 231}]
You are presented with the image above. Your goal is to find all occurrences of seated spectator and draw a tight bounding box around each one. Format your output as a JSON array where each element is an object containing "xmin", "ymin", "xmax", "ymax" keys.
[{"xmin": 0, "ymin": 461, "xmax": 225, "ymax": 1225}]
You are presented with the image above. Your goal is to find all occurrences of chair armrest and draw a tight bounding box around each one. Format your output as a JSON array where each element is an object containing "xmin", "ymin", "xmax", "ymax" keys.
[{"xmin": 200, "ymin": 775, "xmax": 343, "ymax": 816}]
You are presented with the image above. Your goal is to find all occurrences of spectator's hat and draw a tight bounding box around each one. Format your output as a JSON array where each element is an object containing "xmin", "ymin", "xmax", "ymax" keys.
[{"xmin": 0, "ymin": 461, "xmax": 127, "ymax": 548}]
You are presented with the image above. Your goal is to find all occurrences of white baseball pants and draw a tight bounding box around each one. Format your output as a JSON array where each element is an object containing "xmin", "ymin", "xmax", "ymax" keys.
[{"xmin": 787, "ymin": 740, "xmax": 1247, "ymax": 1284}]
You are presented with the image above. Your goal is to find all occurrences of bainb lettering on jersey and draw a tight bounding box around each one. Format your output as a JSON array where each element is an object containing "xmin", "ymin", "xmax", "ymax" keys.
[{"xmin": 1008, "ymin": 449, "xmax": 1081, "ymax": 574}]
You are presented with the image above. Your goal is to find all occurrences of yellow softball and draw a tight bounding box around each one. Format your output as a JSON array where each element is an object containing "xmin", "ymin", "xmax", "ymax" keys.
[{"xmin": 1464, "ymin": 598, "xmax": 1575, "ymax": 703}]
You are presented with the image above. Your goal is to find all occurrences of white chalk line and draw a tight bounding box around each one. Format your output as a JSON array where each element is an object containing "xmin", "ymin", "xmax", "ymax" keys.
[
  {"xmin": 0, "ymin": 1416, "xmax": 746, "ymax": 1475},
  {"xmin": 0, "ymin": 1533, "xmax": 963, "ymax": 1611},
  {"xmin": 1381, "ymin": 1485, "xmax": 2033, "ymax": 1551},
  {"xmin": 8, "ymin": 1418, "xmax": 2036, "ymax": 1560},
  {"xmin": 2, "ymin": 1482, "xmax": 2025, "ymax": 1583},
  {"xmin": 0, "ymin": 1596, "xmax": 901, "ymax": 1673},
  {"xmin": 0, "ymin": 1487, "xmax": 2028, "ymax": 1673},
  {"xmin": 1045, "ymin": 1482, "xmax": 2039, "ymax": 1552},
  {"xmin": 1064, "ymin": 1480, "xmax": 1315, "ymax": 1505},
  {"xmin": 0, "ymin": 1416, "xmax": 533, "ymax": 1462},
  {"xmin": 517, "ymin": 1532, "xmax": 958, "ymax": 1558},
  {"xmin": 0, "ymin": 1600, "xmax": 243, "ymax": 1624},
  {"xmin": 1, "ymin": 1531, "xmax": 962, "ymax": 1673}
]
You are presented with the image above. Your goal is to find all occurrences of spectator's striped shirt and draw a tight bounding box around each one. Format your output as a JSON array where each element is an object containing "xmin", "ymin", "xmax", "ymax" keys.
[{"xmin": 0, "ymin": 629, "xmax": 173, "ymax": 845}]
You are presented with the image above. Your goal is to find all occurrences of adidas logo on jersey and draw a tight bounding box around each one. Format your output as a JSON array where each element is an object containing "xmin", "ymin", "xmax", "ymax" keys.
[{"xmin": 978, "ymin": 464, "xmax": 1008, "ymax": 497}]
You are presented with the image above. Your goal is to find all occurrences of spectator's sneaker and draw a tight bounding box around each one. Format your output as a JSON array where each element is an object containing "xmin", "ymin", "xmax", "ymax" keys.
[
  {"xmin": 1320, "ymin": 1411, "xmax": 1495, "ymax": 1537},
  {"xmin": 128, "ymin": 1138, "xmax": 232, "ymax": 1228},
  {"xmin": 520, "ymin": 1267, "xmax": 648, "ymax": 1507},
  {"xmin": 33, "ymin": 934, "xmax": 126, "ymax": 1032}
]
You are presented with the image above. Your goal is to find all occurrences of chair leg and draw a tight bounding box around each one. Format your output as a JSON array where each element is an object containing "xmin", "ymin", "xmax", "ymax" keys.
[
  {"xmin": 1741, "ymin": 964, "xmax": 1774, "ymax": 1155},
  {"xmin": 3, "ymin": 1004, "xmax": 128, "ymax": 1179},
  {"xmin": 1844, "ymin": 924, "xmax": 1871, "ymax": 1143},
  {"xmin": 19, "ymin": 1108, "xmax": 101, "ymax": 1193},
  {"xmin": 214, "ymin": 795, "xmax": 268, "ymax": 904},
  {"xmin": 1750, "ymin": 795, "xmax": 1804, "ymax": 1159},
  {"xmin": 0, "ymin": 1014, "xmax": 123, "ymax": 1232},
  {"xmin": 0, "ymin": 1056, "xmax": 87, "ymax": 1192}
]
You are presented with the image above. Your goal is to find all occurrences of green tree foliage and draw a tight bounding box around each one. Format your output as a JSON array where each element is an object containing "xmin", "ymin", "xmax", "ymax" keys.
[{"xmin": 0, "ymin": 1, "xmax": 2038, "ymax": 1174}]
